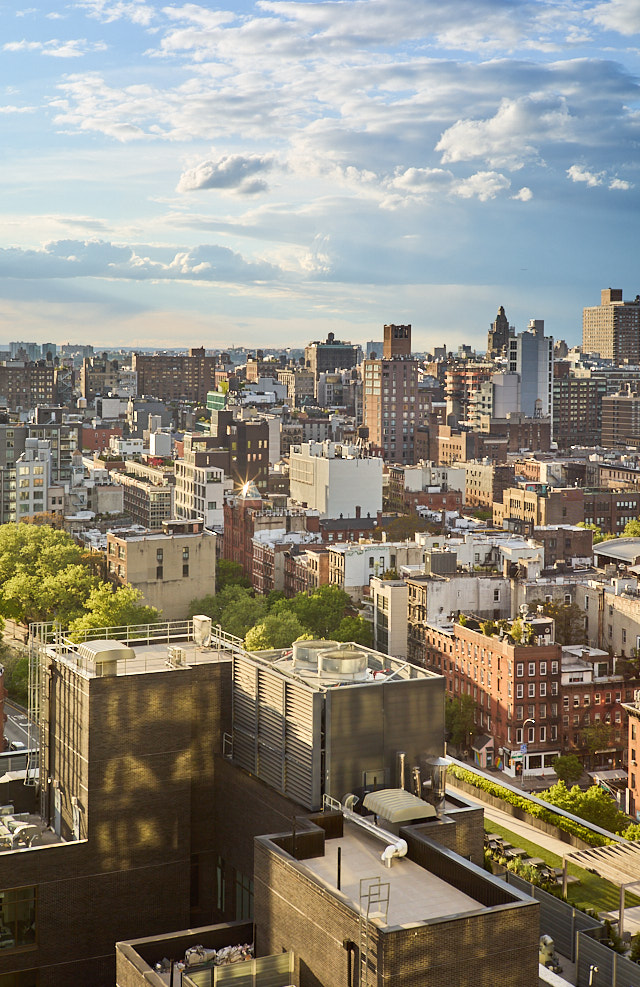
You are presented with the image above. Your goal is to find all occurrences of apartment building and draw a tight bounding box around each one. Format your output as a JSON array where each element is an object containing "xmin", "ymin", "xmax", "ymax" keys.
[
  {"xmin": 132, "ymin": 347, "xmax": 217, "ymax": 404},
  {"xmin": 363, "ymin": 324, "xmax": 430, "ymax": 465},
  {"xmin": 583, "ymin": 288, "xmax": 640, "ymax": 363},
  {"xmin": 328, "ymin": 541, "xmax": 423, "ymax": 600},
  {"xmin": 174, "ymin": 433, "xmax": 232, "ymax": 529},
  {"xmin": 494, "ymin": 485, "xmax": 585, "ymax": 531},
  {"xmin": 80, "ymin": 355, "xmax": 123, "ymax": 402},
  {"xmin": 276, "ymin": 366, "xmax": 315, "ymax": 406},
  {"xmin": 111, "ymin": 463, "xmax": 174, "ymax": 528},
  {"xmin": 289, "ymin": 440, "xmax": 382, "ymax": 518},
  {"xmin": 421, "ymin": 613, "xmax": 562, "ymax": 779},
  {"xmin": 15, "ymin": 439, "xmax": 50, "ymax": 521},
  {"xmin": 553, "ymin": 368, "xmax": 606, "ymax": 449},
  {"xmin": 0, "ymin": 362, "xmax": 57, "ymax": 410},
  {"xmin": 462, "ymin": 460, "xmax": 514, "ymax": 509},
  {"xmin": 106, "ymin": 519, "xmax": 216, "ymax": 619},
  {"xmin": 304, "ymin": 332, "xmax": 359, "ymax": 378}
]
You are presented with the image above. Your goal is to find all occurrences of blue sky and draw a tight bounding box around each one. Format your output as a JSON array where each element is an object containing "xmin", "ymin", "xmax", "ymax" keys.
[{"xmin": 1, "ymin": 0, "xmax": 639, "ymax": 352}]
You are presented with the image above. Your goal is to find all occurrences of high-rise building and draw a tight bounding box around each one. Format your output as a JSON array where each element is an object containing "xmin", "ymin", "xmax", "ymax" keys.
[
  {"xmin": 486, "ymin": 304, "xmax": 511, "ymax": 355},
  {"xmin": 363, "ymin": 325, "xmax": 429, "ymax": 464},
  {"xmin": 304, "ymin": 332, "xmax": 359, "ymax": 378},
  {"xmin": 508, "ymin": 319, "xmax": 553, "ymax": 419},
  {"xmin": 132, "ymin": 347, "xmax": 217, "ymax": 404},
  {"xmin": 583, "ymin": 288, "xmax": 640, "ymax": 364}
]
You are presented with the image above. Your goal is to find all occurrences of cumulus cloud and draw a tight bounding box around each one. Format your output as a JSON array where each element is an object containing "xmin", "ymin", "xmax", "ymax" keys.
[
  {"xmin": 0, "ymin": 104, "xmax": 35, "ymax": 114},
  {"xmin": 177, "ymin": 154, "xmax": 275, "ymax": 194},
  {"xmin": 452, "ymin": 171, "xmax": 512, "ymax": 201},
  {"xmin": 590, "ymin": 0, "xmax": 640, "ymax": 36},
  {"xmin": 76, "ymin": 0, "xmax": 154, "ymax": 26},
  {"xmin": 512, "ymin": 186, "xmax": 533, "ymax": 201},
  {"xmin": 609, "ymin": 177, "xmax": 632, "ymax": 190},
  {"xmin": 0, "ymin": 239, "xmax": 280, "ymax": 282},
  {"xmin": 436, "ymin": 93, "xmax": 575, "ymax": 170},
  {"xmin": 3, "ymin": 38, "xmax": 107, "ymax": 57}
]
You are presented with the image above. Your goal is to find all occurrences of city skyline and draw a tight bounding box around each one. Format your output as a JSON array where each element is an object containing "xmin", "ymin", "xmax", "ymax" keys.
[{"xmin": 1, "ymin": 0, "xmax": 639, "ymax": 349}]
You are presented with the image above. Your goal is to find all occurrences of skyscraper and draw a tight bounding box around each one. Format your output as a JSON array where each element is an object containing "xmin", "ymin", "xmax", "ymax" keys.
[
  {"xmin": 487, "ymin": 304, "xmax": 511, "ymax": 356},
  {"xmin": 508, "ymin": 319, "xmax": 553, "ymax": 420},
  {"xmin": 363, "ymin": 324, "xmax": 429, "ymax": 464},
  {"xmin": 583, "ymin": 288, "xmax": 640, "ymax": 364}
]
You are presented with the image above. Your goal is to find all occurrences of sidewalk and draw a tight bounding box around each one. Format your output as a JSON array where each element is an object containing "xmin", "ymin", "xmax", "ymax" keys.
[{"xmin": 448, "ymin": 782, "xmax": 578, "ymax": 858}]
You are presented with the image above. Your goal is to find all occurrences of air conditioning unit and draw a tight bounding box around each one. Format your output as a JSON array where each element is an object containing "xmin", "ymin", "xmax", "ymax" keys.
[{"xmin": 193, "ymin": 614, "xmax": 212, "ymax": 646}]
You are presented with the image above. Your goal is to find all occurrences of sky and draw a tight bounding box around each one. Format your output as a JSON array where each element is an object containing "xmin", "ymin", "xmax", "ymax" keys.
[{"xmin": 1, "ymin": 0, "xmax": 639, "ymax": 352}]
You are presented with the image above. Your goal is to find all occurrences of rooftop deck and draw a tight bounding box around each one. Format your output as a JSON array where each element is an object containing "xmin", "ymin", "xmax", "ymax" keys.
[{"xmin": 303, "ymin": 821, "xmax": 481, "ymax": 928}]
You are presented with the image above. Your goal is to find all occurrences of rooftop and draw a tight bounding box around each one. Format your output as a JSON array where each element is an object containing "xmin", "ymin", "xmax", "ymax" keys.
[{"xmin": 303, "ymin": 820, "xmax": 481, "ymax": 927}]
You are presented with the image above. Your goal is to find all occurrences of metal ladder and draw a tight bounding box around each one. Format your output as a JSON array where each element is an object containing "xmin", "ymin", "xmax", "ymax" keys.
[{"xmin": 359, "ymin": 877, "xmax": 389, "ymax": 987}]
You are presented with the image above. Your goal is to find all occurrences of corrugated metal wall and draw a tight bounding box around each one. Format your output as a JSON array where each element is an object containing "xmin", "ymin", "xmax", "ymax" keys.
[{"xmin": 232, "ymin": 655, "xmax": 322, "ymax": 808}]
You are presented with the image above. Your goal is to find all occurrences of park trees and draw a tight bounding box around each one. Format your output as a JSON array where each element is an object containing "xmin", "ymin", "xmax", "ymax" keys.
[{"xmin": 68, "ymin": 584, "xmax": 160, "ymax": 639}]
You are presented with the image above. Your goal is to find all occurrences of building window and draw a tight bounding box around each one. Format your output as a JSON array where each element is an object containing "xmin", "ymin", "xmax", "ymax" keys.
[
  {"xmin": 0, "ymin": 885, "xmax": 36, "ymax": 950},
  {"xmin": 183, "ymin": 547, "xmax": 190, "ymax": 560},
  {"xmin": 539, "ymin": 682, "xmax": 547, "ymax": 697},
  {"xmin": 235, "ymin": 872, "xmax": 253, "ymax": 921},
  {"xmin": 528, "ymin": 662, "xmax": 535, "ymax": 676},
  {"xmin": 540, "ymin": 662, "xmax": 547, "ymax": 675},
  {"xmin": 528, "ymin": 683, "xmax": 536, "ymax": 698},
  {"xmin": 183, "ymin": 564, "xmax": 189, "ymax": 577},
  {"xmin": 516, "ymin": 663, "xmax": 524, "ymax": 677},
  {"xmin": 156, "ymin": 549, "xmax": 163, "ymax": 563},
  {"xmin": 516, "ymin": 684, "xmax": 524, "ymax": 699},
  {"xmin": 539, "ymin": 726, "xmax": 546, "ymax": 742},
  {"xmin": 551, "ymin": 661, "xmax": 558, "ymax": 674},
  {"xmin": 156, "ymin": 566, "xmax": 163, "ymax": 579}
]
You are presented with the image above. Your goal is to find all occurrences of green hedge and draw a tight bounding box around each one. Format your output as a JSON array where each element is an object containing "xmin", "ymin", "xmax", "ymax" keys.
[{"xmin": 449, "ymin": 766, "xmax": 613, "ymax": 847}]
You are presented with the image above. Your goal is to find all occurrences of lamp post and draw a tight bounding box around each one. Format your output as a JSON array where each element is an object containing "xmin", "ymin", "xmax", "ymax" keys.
[{"xmin": 521, "ymin": 718, "xmax": 535, "ymax": 789}]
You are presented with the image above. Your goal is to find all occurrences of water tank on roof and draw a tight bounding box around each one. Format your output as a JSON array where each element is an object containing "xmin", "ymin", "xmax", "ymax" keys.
[
  {"xmin": 317, "ymin": 644, "xmax": 368, "ymax": 682},
  {"xmin": 292, "ymin": 639, "xmax": 338, "ymax": 667}
]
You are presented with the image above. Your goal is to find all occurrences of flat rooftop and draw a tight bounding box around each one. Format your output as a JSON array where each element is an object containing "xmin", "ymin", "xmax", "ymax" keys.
[
  {"xmin": 303, "ymin": 821, "xmax": 480, "ymax": 928},
  {"xmin": 46, "ymin": 638, "xmax": 231, "ymax": 680}
]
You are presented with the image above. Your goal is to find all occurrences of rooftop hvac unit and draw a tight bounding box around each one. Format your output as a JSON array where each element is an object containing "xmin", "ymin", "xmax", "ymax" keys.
[
  {"xmin": 167, "ymin": 646, "xmax": 186, "ymax": 667},
  {"xmin": 76, "ymin": 639, "xmax": 135, "ymax": 676},
  {"xmin": 193, "ymin": 614, "xmax": 212, "ymax": 646}
]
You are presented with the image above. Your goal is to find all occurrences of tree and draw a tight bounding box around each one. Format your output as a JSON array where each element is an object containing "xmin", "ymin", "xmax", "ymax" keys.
[
  {"xmin": 623, "ymin": 519, "xmax": 640, "ymax": 538},
  {"xmin": 68, "ymin": 584, "xmax": 160, "ymax": 639},
  {"xmin": 445, "ymin": 694, "xmax": 476, "ymax": 749},
  {"xmin": 244, "ymin": 613, "xmax": 307, "ymax": 651},
  {"xmin": 540, "ymin": 780, "xmax": 629, "ymax": 833},
  {"xmin": 581, "ymin": 722, "xmax": 613, "ymax": 758},
  {"xmin": 216, "ymin": 558, "xmax": 251, "ymax": 592},
  {"xmin": 334, "ymin": 615, "xmax": 373, "ymax": 647},
  {"xmin": 285, "ymin": 585, "xmax": 352, "ymax": 639},
  {"xmin": 551, "ymin": 754, "xmax": 584, "ymax": 786},
  {"xmin": 1, "ymin": 565, "xmax": 98, "ymax": 626},
  {"xmin": 0, "ymin": 524, "xmax": 83, "ymax": 587},
  {"xmin": 531, "ymin": 600, "xmax": 586, "ymax": 646},
  {"xmin": 577, "ymin": 523, "xmax": 615, "ymax": 544}
]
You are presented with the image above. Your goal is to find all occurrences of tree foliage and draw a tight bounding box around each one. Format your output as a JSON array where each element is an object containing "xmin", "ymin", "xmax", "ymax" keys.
[
  {"xmin": 581, "ymin": 722, "xmax": 613, "ymax": 756},
  {"xmin": 216, "ymin": 558, "xmax": 251, "ymax": 592},
  {"xmin": 445, "ymin": 694, "xmax": 476, "ymax": 748},
  {"xmin": 531, "ymin": 599, "xmax": 586, "ymax": 646},
  {"xmin": 551, "ymin": 754, "xmax": 584, "ymax": 786},
  {"xmin": 68, "ymin": 584, "xmax": 160, "ymax": 639},
  {"xmin": 245, "ymin": 613, "xmax": 307, "ymax": 651},
  {"xmin": 539, "ymin": 780, "xmax": 629, "ymax": 834},
  {"xmin": 624, "ymin": 519, "xmax": 640, "ymax": 538}
]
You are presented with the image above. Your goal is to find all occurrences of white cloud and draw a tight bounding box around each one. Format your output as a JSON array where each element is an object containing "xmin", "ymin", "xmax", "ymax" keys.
[
  {"xmin": 177, "ymin": 153, "xmax": 275, "ymax": 194},
  {"xmin": 0, "ymin": 238, "xmax": 280, "ymax": 282},
  {"xmin": 609, "ymin": 177, "xmax": 632, "ymax": 190},
  {"xmin": 512, "ymin": 186, "xmax": 533, "ymax": 201},
  {"xmin": 4, "ymin": 38, "xmax": 108, "ymax": 57},
  {"xmin": 590, "ymin": 0, "xmax": 640, "ymax": 36},
  {"xmin": 0, "ymin": 105, "xmax": 35, "ymax": 114},
  {"xmin": 567, "ymin": 164, "xmax": 604, "ymax": 186},
  {"xmin": 76, "ymin": 0, "xmax": 155, "ymax": 26},
  {"xmin": 452, "ymin": 171, "xmax": 511, "ymax": 201},
  {"xmin": 436, "ymin": 93, "xmax": 575, "ymax": 170}
]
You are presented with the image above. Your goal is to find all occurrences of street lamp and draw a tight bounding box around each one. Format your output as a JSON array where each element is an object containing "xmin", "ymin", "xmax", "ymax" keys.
[{"xmin": 521, "ymin": 718, "xmax": 535, "ymax": 789}]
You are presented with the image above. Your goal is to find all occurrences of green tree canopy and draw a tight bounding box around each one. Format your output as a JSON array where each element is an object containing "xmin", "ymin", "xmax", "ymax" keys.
[
  {"xmin": 623, "ymin": 519, "xmax": 640, "ymax": 538},
  {"xmin": 216, "ymin": 558, "xmax": 251, "ymax": 592},
  {"xmin": 540, "ymin": 780, "xmax": 629, "ymax": 833},
  {"xmin": 531, "ymin": 599, "xmax": 587, "ymax": 646},
  {"xmin": 445, "ymin": 694, "xmax": 476, "ymax": 748},
  {"xmin": 0, "ymin": 524, "xmax": 83, "ymax": 586},
  {"xmin": 1, "ymin": 565, "xmax": 98, "ymax": 626},
  {"xmin": 68, "ymin": 584, "xmax": 160, "ymax": 639},
  {"xmin": 333, "ymin": 615, "xmax": 373, "ymax": 647},
  {"xmin": 551, "ymin": 754, "xmax": 584, "ymax": 787},
  {"xmin": 244, "ymin": 612, "xmax": 307, "ymax": 651},
  {"xmin": 581, "ymin": 722, "xmax": 613, "ymax": 757}
]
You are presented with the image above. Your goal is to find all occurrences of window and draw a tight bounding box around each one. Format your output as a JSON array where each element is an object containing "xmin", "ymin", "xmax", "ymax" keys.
[
  {"xmin": 235, "ymin": 872, "xmax": 254, "ymax": 921},
  {"xmin": 493, "ymin": 589, "xmax": 500, "ymax": 602},
  {"xmin": 156, "ymin": 566, "xmax": 163, "ymax": 579},
  {"xmin": 539, "ymin": 726, "xmax": 546, "ymax": 742},
  {"xmin": 0, "ymin": 885, "xmax": 36, "ymax": 949},
  {"xmin": 183, "ymin": 564, "xmax": 189, "ymax": 577},
  {"xmin": 539, "ymin": 682, "xmax": 547, "ymax": 697},
  {"xmin": 183, "ymin": 547, "xmax": 190, "ymax": 560},
  {"xmin": 551, "ymin": 682, "xmax": 558, "ymax": 696},
  {"xmin": 551, "ymin": 661, "xmax": 558, "ymax": 674},
  {"xmin": 156, "ymin": 549, "xmax": 163, "ymax": 563},
  {"xmin": 528, "ymin": 725, "xmax": 535, "ymax": 743},
  {"xmin": 528, "ymin": 683, "xmax": 536, "ymax": 698},
  {"xmin": 516, "ymin": 684, "xmax": 524, "ymax": 699},
  {"xmin": 528, "ymin": 662, "xmax": 535, "ymax": 676},
  {"xmin": 539, "ymin": 704, "xmax": 546, "ymax": 719},
  {"xmin": 515, "ymin": 728, "xmax": 523, "ymax": 744},
  {"xmin": 516, "ymin": 663, "xmax": 524, "ymax": 677},
  {"xmin": 550, "ymin": 725, "xmax": 558, "ymax": 741},
  {"xmin": 540, "ymin": 662, "xmax": 547, "ymax": 676}
]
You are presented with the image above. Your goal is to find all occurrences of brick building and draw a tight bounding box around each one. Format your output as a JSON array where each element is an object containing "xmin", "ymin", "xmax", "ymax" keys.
[
  {"xmin": 601, "ymin": 390, "xmax": 640, "ymax": 449},
  {"xmin": 132, "ymin": 347, "xmax": 217, "ymax": 404},
  {"xmin": 553, "ymin": 366, "xmax": 605, "ymax": 449},
  {"xmin": 583, "ymin": 288, "xmax": 640, "ymax": 364},
  {"xmin": 363, "ymin": 325, "xmax": 430, "ymax": 465},
  {"xmin": 0, "ymin": 362, "xmax": 57, "ymax": 411},
  {"xmin": 494, "ymin": 485, "xmax": 585, "ymax": 532},
  {"xmin": 462, "ymin": 461, "xmax": 514, "ymax": 510},
  {"xmin": 415, "ymin": 613, "xmax": 562, "ymax": 779}
]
